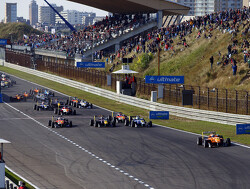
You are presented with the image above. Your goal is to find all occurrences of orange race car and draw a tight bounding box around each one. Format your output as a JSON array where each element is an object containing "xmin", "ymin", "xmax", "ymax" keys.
[
  {"xmin": 112, "ymin": 112, "xmax": 128, "ymax": 123},
  {"xmin": 69, "ymin": 97, "xmax": 80, "ymax": 107},
  {"xmin": 197, "ymin": 131, "xmax": 231, "ymax": 148},
  {"xmin": 10, "ymin": 94, "xmax": 25, "ymax": 102}
]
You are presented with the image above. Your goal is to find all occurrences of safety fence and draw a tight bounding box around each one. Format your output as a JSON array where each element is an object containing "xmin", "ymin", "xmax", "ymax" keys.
[{"xmin": 4, "ymin": 49, "xmax": 250, "ymax": 115}]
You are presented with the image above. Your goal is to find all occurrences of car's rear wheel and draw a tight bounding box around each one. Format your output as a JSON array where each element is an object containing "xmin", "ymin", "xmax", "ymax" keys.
[
  {"xmin": 204, "ymin": 140, "xmax": 208, "ymax": 148},
  {"xmin": 226, "ymin": 138, "xmax": 231, "ymax": 146},
  {"xmin": 90, "ymin": 119, "xmax": 94, "ymax": 126},
  {"xmin": 69, "ymin": 121, "xmax": 72, "ymax": 127},
  {"xmin": 48, "ymin": 120, "xmax": 51, "ymax": 126},
  {"xmin": 34, "ymin": 105, "xmax": 37, "ymax": 110},
  {"xmin": 54, "ymin": 108, "xmax": 58, "ymax": 114},
  {"xmin": 73, "ymin": 110, "xmax": 76, "ymax": 115},
  {"xmin": 197, "ymin": 137, "xmax": 202, "ymax": 145}
]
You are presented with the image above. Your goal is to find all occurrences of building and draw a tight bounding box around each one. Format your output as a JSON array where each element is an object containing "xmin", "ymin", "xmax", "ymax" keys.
[
  {"xmin": 175, "ymin": 0, "xmax": 244, "ymax": 16},
  {"xmin": 39, "ymin": 4, "xmax": 63, "ymax": 26},
  {"xmin": 55, "ymin": 10, "xmax": 96, "ymax": 26},
  {"xmin": 5, "ymin": 3, "xmax": 17, "ymax": 23},
  {"xmin": 243, "ymin": 0, "xmax": 250, "ymax": 7},
  {"xmin": 29, "ymin": 0, "xmax": 38, "ymax": 26}
]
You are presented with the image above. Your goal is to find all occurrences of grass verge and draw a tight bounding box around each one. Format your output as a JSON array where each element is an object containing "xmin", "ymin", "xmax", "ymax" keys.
[
  {"xmin": 5, "ymin": 168, "xmax": 35, "ymax": 189},
  {"xmin": 0, "ymin": 65, "xmax": 249, "ymax": 146}
]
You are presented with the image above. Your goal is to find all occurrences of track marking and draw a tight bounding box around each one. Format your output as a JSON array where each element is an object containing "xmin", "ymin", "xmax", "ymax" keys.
[{"xmin": 4, "ymin": 102, "xmax": 155, "ymax": 189}]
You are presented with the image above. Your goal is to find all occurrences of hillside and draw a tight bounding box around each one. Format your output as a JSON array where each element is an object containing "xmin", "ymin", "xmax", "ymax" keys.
[
  {"xmin": 113, "ymin": 20, "xmax": 250, "ymax": 91},
  {"xmin": 0, "ymin": 22, "xmax": 43, "ymax": 41}
]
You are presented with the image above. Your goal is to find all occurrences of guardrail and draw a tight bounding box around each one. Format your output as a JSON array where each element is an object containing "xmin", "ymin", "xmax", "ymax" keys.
[{"xmin": 3, "ymin": 62, "xmax": 250, "ymax": 126}]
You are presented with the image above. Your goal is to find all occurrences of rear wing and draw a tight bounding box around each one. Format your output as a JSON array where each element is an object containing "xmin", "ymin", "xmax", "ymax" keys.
[{"xmin": 202, "ymin": 131, "xmax": 216, "ymax": 139}]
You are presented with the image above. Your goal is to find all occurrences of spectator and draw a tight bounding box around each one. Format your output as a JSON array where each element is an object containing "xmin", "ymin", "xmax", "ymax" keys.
[
  {"xmin": 248, "ymin": 58, "xmax": 250, "ymax": 68},
  {"xmin": 243, "ymin": 49, "xmax": 248, "ymax": 63},
  {"xmin": 232, "ymin": 63, "xmax": 237, "ymax": 76},
  {"xmin": 18, "ymin": 181, "xmax": 27, "ymax": 189},
  {"xmin": 210, "ymin": 56, "xmax": 214, "ymax": 70}
]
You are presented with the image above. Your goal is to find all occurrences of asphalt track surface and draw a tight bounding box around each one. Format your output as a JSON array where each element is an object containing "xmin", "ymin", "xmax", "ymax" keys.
[{"xmin": 1, "ymin": 75, "xmax": 250, "ymax": 189}]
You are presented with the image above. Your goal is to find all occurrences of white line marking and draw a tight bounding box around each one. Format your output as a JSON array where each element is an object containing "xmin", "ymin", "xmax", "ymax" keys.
[{"xmin": 3, "ymin": 102, "xmax": 154, "ymax": 188}]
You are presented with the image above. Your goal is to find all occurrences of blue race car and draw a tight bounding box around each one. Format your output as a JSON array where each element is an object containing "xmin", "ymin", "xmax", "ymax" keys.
[{"xmin": 124, "ymin": 116, "xmax": 152, "ymax": 127}]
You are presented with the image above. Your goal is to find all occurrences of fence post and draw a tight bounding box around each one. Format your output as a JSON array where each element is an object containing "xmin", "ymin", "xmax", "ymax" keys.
[
  {"xmin": 207, "ymin": 87, "xmax": 209, "ymax": 109},
  {"xmin": 246, "ymin": 91, "xmax": 248, "ymax": 115},
  {"xmin": 169, "ymin": 85, "xmax": 171, "ymax": 103},
  {"xmin": 198, "ymin": 86, "xmax": 200, "ymax": 109},
  {"xmin": 216, "ymin": 88, "xmax": 218, "ymax": 111},
  {"xmin": 225, "ymin": 89, "xmax": 228, "ymax": 113},
  {"xmin": 236, "ymin": 90, "xmax": 238, "ymax": 114},
  {"xmin": 175, "ymin": 84, "xmax": 178, "ymax": 103}
]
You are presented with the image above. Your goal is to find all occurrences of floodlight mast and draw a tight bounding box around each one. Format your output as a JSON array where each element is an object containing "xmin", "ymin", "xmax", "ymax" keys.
[{"xmin": 43, "ymin": 0, "xmax": 76, "ymax": 32}]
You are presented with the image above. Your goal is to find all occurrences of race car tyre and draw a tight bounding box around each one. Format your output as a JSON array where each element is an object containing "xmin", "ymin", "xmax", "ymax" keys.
[
  {"xmin": 60, "ymin": 111, "xmax": 63, "ymax": 115},
  {"xmin": 69, "ymin": 121, "xmax": 72, "ymax": 127},
  {"xmin": 74, "ymin": 103, "xmax": 77, "ymax": 107},
  {"xmin": 147, "ymin": 121, "xmax": 152, "ymax": 127},
  {"xmin": 197, "ymin": 137, "xmax": 202, "ymax": 145},
  {"xmin": 113, "ymin": 117, "xmax": 116, "ymax": 123},
  {"xmin": 52, "ymin": 122, "xmax": 55, "ymax": 128},
  {"xmin": 124, "ymin": 119, "xmax": 129, "ymax": 126},
  {"xmin": 112, "ymin": 121, "xmax": 116, "ymax": 127},
  {"xmin": 54, "ymin": 108, "xmax": 58, "ymax": 114},
  {"xmin": 34, "ymin": 105, "xmax": 37, "ymax": 110},
  {"xmin": 10, "ymin": 97, "xmax": 13, "ymax": 102},
  {"xmin": 108, "ymin": 115, "xmax": 112, "ymax": 121},
  {"xmin": 90, "ymin": 119, "xmax": 94, "ymax": 126},
  {"xmin": 66, "ymin": 100, "xmax": 69, "ymax": 105},
  {"xmin": 52, "ymin": 93, "xmax": 55, "ymax": 97},
  {"xmin": 132, "ymin": 122, "xmax": 135, "ymax": 127},
  {"xmin": 37, "ymin": 107, "xmax": 40, "ymax": 111},
  {"xmin": 77, "ymin": 104, "xmax": 80, "ymax": 108},
  {"xmin": 208, "ymin": 142, "xmax": 212, "ymax": 148},
  {"xmin": 204, "ymin": 140, "xmax": 209, "ymax": 148},
  {"xmin": 94, "ymin": 121, "xmax": 98, "ymax": 127},
  {"xmin": 226, "ymin": 138, "xmax": 231, "ymax": 146},
  {"xmin": 48, "ymin": 120, "xmax": 51, "ymax": 126},
  {"xmin": 73, "ymin": 110, "xmax": 76, "ymax": 115},
  {"xmin": 90, "ymin": 104, "xmax": 93, "ymax": 109},
  {"xmin": 24, "ymin": 97, "xmax": 27, "ymax": 102}
]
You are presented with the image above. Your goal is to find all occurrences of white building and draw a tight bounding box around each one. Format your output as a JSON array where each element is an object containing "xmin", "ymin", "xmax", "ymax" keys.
[
  {"xmin": 5, "ymin": 3, "xmax": 17, "ymax": 23},
  {"xmin": 55, "ymin": 10, "xmax": 96, "ymax": 25},
  {"xmin": 29, "ymin": 0, "xmax": 38, "ymax": 26},
  {"xmin": 39, "ymin": 4, "xmax": 63, "ymax": 26},
  {"xmin": 175, "ymin": 0, "xmax": 244, "ymax": 16}
]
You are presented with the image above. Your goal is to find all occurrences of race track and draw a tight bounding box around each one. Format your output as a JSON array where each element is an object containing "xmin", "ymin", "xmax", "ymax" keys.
[{"xmin": 1, "ymin": 75, "xmax": 250, "ymax": 189}]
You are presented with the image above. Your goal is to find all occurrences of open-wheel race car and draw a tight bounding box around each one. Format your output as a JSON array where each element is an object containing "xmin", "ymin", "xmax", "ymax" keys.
[
  {"xmin": 50, "ymin": 99, "xmax": 65, "ymax": 109},
  {"xmin": 112, "ymin": 112, "xmax": 128, "ymax": 123},
  {"xmin": 69, "ymin": 97, "xmax": 80, "ymax": 107},
  {"xmin": 48, "ymin": 116, "xmax": 72, "ymax": 128},
  {"xmin": 124, "ymin": 116, "xmax": 152, "ymax": 127},
  {"xmin": 10, "ymin": 94, "xmax": 26, "ymax": 102},
  {"xmin": 34, "ymin": 101, "xmax": 54, "ymax": 111},
  {"xmin": 54, "ymin": 105, "xmax": 76, "ymax": 115},
  {"xmin": 23, "ymin": 91, "xmax": 32, "ymax": 99},
  {"xmin": 33, "ymin": 93, "xmax": 49, "ymax": 102},
  {"xmin": 76, "ymin": 99, "xmax": 93, "ymax": 109},
  {"xmin": 43, "ymin": 89, "xmax": 55, "ymax": 97},
  {"xmin": 197, "ymin": 131, "xmax": 231, "ymax": 148},
  {"xmin": 30, "ymin": 88, "xmax": 41, "ymax": 95},
  {"xmin": 89, "ymin": 115, "xmax": 116, "ymax": 127}
]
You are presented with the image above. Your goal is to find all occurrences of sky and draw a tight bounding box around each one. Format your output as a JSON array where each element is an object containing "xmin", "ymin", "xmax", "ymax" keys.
[{"xmin": 0, "ymin": 0, "xmax": 108, "ymax": 22}]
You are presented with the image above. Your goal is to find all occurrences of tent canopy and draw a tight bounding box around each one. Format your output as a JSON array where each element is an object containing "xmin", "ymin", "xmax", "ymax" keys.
[{"xmin": 112, "ymin": 65, "xmax": 138, "ymax": 74}]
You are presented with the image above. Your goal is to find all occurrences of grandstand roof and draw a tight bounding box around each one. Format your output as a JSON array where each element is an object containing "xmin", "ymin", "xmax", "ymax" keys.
[{"xmin": 68, "ymin": 0, "xmax": 190, "ymax": 15}]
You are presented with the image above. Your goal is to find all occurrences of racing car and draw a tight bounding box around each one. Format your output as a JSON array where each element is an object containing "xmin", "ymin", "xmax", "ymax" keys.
[
  {"xmin": 1, "ymin": 80, "xmax": 10, "ymax": 88},
  {"xmin": 33, "ymin": 93, "xmax": 49, "ymax": 102},
  {"xmin": 76, "ymin": 99, "xmax": 93, "ymax": 109},
  {"xmin": 69, "ymin": 97, "xmax": 80, "ymax": 107},
  {"xmin": 50, "ymin": 99, "xmax": 65, "ymax": 109},
  {"xmin": 48, "ymin": 116, "xmax": 72, "ymax": 128},
  {"xmin": 54, "ymin": 105, "xmax": 76, "ymax": 115},
  {"xmin": 34, "ymin": 101, "xmax": 53, "ymax": 111},
  {"xmin": 197, "ymin": 131, "xmax": 231, "ymax": 148},
  {"xmin": 30, "ymin": 88, "xmax": 41, "ymax": 95},
  {"xmin": 124, "ymin": 116, "xmax": 152, "ymax": 127},
  {"xmin": 43, "ymin": 89, "xmax": 55, "ymax": 97},
  {"xmin": 112, "ymin": 112, "xmax": 128, "ymax": 123},
  {"xmin": 89, "ymin": 115, "xmax": 116, "ymax": 127},
  {"xmin": 10, "ymin": 94, "xmax": 26, "ymax": 102}
]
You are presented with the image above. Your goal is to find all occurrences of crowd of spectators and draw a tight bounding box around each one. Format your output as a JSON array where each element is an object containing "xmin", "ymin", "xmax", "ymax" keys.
[{"xmin": 15, "ymin": 13, "xmax": 155, "ymax": 57}]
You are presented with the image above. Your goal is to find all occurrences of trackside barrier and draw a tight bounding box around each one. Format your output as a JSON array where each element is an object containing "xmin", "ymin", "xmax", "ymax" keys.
[{"xmin": 4, "ymin": 62, "xmax": 250, "ymax": 126}]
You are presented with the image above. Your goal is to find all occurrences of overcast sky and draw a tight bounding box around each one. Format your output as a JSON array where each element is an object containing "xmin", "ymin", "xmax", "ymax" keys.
[{"xmin": 0, "ymin": 0, "xmax": 108, "ymax": 22}]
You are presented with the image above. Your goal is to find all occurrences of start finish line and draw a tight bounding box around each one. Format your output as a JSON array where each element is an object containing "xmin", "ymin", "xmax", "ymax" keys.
[{"xmin": 145, "ymin": 76, "xmax": 184, "ymax": 84}]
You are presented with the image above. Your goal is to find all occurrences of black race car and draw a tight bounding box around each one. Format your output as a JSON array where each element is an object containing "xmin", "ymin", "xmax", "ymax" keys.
[
  {"xmin": 89, "ymin": 115, "xmax": 116, "ymax": 127},
  {"xmin": 34, "ymin": 102, "xmax": 54, "ymax": 111}
]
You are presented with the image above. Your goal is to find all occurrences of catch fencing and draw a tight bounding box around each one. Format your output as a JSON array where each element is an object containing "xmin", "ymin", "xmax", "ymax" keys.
[{"xmin": 4, "ymin": 49, "xmax": 250, "ymax": 115}]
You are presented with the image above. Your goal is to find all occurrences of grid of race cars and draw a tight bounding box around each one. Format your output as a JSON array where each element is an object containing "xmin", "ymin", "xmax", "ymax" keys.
[{"xmin": 2, "ymin": 72, "xmax": 231, "ymax": 148}]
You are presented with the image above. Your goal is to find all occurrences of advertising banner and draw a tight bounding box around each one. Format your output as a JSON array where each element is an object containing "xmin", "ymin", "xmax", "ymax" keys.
[
  {"xmin": 145, "ymin": 76, "xmax": 184, "ymax": 84},
  {"xmin": 236, "ymin": 124, "xmax": 250, "ymax": 135},
  {"xmin": 149, "ymin": 111, "xmax": 169, "ymax": 119},
  {"xmin": 76, "ymin": 62, "xmax": 105, "ymax": 68}
]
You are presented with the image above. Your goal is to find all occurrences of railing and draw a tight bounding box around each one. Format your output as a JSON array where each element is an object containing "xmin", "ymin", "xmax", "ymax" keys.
[{"xmin": 4, "ymin": 50, "xmax": 250, "ymax": 116}]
